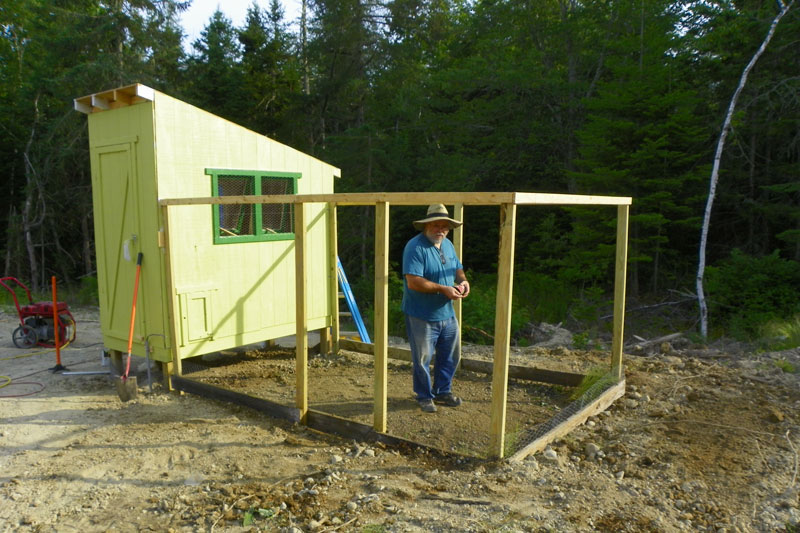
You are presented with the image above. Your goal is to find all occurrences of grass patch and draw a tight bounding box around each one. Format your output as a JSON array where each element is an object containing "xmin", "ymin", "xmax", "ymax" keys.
[
  {"xmin": 569, "ymin": 366, "xmax": 617, "ymax": 401},
  {"xmin": 503, "ymin": 423, "xmax": 523, "ymax": 457},
  {"xmin": 760, "ymin": 315, "xmax": 800, "ymax": 351},
  {"xmin": 774, "ymin": 359, "xmax": 797, "ymax": 374}
]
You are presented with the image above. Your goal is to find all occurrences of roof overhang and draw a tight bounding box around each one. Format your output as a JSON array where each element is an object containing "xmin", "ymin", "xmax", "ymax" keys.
[{"xmin": 74, "ymin": 83, "xmax": 155, "ymax": 114}]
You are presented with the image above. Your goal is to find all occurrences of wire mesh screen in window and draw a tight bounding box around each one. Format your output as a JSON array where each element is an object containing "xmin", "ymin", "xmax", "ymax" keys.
[
  {"xmin": 218, "ymin": 176, "xmax": 255, "ymax": 236},
  {"xmin": 261, "ymin": 177, "xmax": 294, "ymax": 234}
]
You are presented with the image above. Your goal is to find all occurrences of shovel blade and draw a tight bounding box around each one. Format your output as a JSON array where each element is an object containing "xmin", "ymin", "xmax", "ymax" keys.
[{"xmin": 116, "ymin": 376, "xmax": 138, "ymax": 402}]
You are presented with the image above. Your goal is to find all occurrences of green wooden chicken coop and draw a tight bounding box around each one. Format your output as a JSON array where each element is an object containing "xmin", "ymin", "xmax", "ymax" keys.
[{"xmin": 75, "ymin": 84, "xmax": 340, "ymax": 377}]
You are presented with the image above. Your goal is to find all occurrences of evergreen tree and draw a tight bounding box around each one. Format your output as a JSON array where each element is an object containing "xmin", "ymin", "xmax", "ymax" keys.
[
  {"xmin": 184, "ymin": 10, "xmax": 247, "ymax": 123},
  {"xmin": 238, "ymin": 0, "xmax": 302, "ymax": 140},
  {"xmin": 569, "ymin": 0, "xmax": 710, "ymax": 296},
  {"xmin": 0, "ymin": 0, "xmax": 189, "ymax": 288}
]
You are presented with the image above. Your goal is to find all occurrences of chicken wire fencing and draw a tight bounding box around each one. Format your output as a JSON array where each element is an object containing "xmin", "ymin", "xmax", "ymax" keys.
[
  {"xmin": 505, "ymin": 367, "xmax": 622, "ymax": 456},
  {"xmin": 215, "ymin": 173, "xmax": 295, "ymax": 238}
]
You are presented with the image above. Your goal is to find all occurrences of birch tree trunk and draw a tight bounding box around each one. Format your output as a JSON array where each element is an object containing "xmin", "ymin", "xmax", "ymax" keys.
[{"xmin": 696, "ymin": 1, "xmax": 794, "ymax": 338}]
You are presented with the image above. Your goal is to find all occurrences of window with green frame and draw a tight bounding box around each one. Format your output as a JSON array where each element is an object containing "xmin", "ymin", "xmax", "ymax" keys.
[{"xmin": 207, "ymin": 169, "xmax": 300, "ymax": 244}]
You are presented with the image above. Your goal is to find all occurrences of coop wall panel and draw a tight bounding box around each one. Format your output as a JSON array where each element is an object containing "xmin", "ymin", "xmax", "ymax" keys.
[{"xmin": 82, "ymin": 84, "xmax": 339, "ymax": 364}]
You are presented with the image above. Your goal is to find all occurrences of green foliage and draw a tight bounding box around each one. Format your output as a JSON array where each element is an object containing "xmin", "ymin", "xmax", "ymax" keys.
[
  {"xmin": 360, "ymin": 265, "xmax": 406, "ymax": 339},
  {"xmin": 706, "ymin": 250, "xmax": 800, "ymax": 340},
  {"xmin": 569, "ymin": 367, "xmax": 617, "ymax": 401},
  {"xmin": 0, "ymin": 278, "xmax": 39, "ymax": 307},
  {"xmin": 75, "ymin": 276, "xmax": 99, "ymax": 306},
  {"xmin": 513, "ymin": 271, "xmax": 572, "ymax": 325},
  {"xmin": 242, "ymin": 507, "xmax": 274, "ymax": 527},
  {"xmin": 503, "ymin": 423, "xmax": 522, "ymax": 457},
  {"xmin": 237, "ymin": 1, "xmax": 302, "ymax": 138},
  {"xmin": 460, "ymin": 272, "xmax": 531, "ymax": 345},
  {"xmin": 184, "ymin": 10, "xmax": 247, "ymax": 123},
  {"xmin": 773, "ymin": 359, "xmax": 797, "ymax": 374},
  {"xmin": 572, "ymin": 332, "xmax": 591, "ymax": 350},
  {"xmin": 569, "ymin": 285, "xmax": 606, "ymax": 325},
  {"xmin": 760, "ymin": 315, "xmax": 800, "ymax": 351}
]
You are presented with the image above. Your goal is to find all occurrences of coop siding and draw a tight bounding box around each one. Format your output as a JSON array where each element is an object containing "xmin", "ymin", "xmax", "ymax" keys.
[{"xmin": 151, "ymin": 93, "xmax": 334, "ymax": 360}]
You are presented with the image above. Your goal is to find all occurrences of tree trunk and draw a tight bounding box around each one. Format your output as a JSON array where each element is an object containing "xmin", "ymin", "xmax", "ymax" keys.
[
  {"xmin": 82, "ymin": 211, "xmax": 93, "ymax": 276},
  {"xmin": 360, "ymin": 206, "xmax": 369, "ymax": 278},
  {"xmin": 4, "ymin": 205, "xmax": 16, "ymax": 277},
  {"xmin": 747, "ymin": 130, "xmax": 756, "ymax": 252},
  {"xmin": 22, "ymin": 93, "xmax": 45, "ymax": 292},
  {"xmin": 696, "ymin": 1, "xmax": 794, "ymax": 339},
  {"xmin": 302, "ymin": 0, "xmax": 310, "ymax": 96}
]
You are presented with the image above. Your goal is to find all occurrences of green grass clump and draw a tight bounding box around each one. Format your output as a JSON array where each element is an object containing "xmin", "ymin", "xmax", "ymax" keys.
[
  {"xmin": 760, "ymin": 315, "xmax": 800, "ymax": 351},
  {"xmin": 774, "ymin": 359, "xmax": 797, "ymax": 374},
  {"xmin": 569, "ymin": 366, "xmax": 617, "ymax": 401}
]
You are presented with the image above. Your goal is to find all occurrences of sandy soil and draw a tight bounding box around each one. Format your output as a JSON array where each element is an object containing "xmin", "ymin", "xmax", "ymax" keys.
[{"xmin": 1, "ymin": 306, "xmax": 799, "ymax": 532}]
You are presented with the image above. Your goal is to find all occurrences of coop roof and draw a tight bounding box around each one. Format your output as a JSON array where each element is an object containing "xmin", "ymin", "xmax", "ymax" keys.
[{"xmin": 74, "ymin": 83, "xmax": 155, "ymax": 114}]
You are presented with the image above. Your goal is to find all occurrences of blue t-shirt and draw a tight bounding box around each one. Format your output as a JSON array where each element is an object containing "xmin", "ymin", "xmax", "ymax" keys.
[{"xmin": 402, "ymin": 233, "xmax": 464, "ymax": 321}]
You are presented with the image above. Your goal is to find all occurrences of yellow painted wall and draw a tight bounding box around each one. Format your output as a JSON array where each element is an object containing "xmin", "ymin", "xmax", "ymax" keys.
[{"xmin": 87, "ymin": 90, "xmax": 338, "ymax": 363}]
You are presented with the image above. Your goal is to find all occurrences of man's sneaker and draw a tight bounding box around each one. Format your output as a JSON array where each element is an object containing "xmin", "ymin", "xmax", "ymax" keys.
[
  {"xmin": 434, "ymin": 393, "xmax": 462, "ymax": 407},
  {"xmin": 418, "ymin": 399, "xmax": 437, "ymax": 413}
]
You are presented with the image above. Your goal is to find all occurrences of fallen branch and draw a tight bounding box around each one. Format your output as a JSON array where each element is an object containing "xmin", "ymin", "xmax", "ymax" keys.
[
  {"xmin": 420, "ymin": 493, "xmax": 491, "ymax": 506},
  {"xmin": 320, "ymin": 516, "xmax": 357, "ymax": 532},
  {"xmin": 210, "ymin": 494, "xmax": 256, "ymax": 532},
  {"xmin": 463, "ymin": 325, "xmax": 494, "ymax": 341},
  {"xmin": 668, "ymin": 373, "xmax": 705, "ymax": 399},
  {"xmin": 602, "ymin": 299, "xmax": 695, "ymax": 319},
  {"xmin": 625, "ymin": 332, "xmax": 684, "ymax": 350}
]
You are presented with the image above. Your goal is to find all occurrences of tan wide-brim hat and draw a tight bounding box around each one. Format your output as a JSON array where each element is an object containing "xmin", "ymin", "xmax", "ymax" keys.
[{"xmin": 412, "ymin": 203, "xmax": 463, "ymax": 231}]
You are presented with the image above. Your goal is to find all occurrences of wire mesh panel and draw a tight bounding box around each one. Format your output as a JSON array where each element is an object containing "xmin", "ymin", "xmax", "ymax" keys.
[
  {"xmin": 507, "ymin": 369, "xmax": 621, "ymax": 456},
  {"xmin": 261, "ymin": 177, "xmax": 294, "ymax": 235},
  {"xmin": 217, "ymin": 175, "xmax": 255, "ymax": 237}
]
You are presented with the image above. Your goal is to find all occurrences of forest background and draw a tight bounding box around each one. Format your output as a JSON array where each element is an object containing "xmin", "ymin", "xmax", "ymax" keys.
[{"xmin": 1, "ymin": 0, "xmax": 799, "ymax": 346}]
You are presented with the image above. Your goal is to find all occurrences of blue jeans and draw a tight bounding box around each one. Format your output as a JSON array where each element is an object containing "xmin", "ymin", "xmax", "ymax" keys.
[{"xmin": 405, "ymin": 315, "xmax": 460, "ymax": 401}]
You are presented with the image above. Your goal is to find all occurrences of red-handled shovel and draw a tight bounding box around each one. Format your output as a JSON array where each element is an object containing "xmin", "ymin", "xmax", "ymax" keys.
[{"xmin": 116, "ymin": 252, "xmax": 143, "ymax": 402}]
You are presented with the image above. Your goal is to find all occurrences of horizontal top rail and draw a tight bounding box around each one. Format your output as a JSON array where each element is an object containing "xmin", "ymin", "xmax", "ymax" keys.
[{"xmin": 159, "ymin": 191, "xmax": 632, "ymax": 207}]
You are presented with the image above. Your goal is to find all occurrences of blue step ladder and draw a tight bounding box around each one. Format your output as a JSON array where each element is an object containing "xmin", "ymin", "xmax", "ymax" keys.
[{"xmin": 336, "ymin": 257, "xmax": 371, "ymax": 344}]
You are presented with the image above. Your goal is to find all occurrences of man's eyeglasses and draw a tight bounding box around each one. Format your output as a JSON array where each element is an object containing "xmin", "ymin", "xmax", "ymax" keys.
[{"xmin": 439, "ymin": 249, "xmax": 446, "ymax": 265}]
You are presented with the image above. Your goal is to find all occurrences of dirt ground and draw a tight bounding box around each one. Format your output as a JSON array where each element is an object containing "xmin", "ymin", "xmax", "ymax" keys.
[
  {"xmin": 1, "ymin": 306, "xmax": 799, "ymax": 532},
  {"xmin": 181, "ymin": 343, "xmax": 600, "ymax": 457}
]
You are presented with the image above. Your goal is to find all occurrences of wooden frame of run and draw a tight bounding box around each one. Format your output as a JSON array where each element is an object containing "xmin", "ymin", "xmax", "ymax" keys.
[{"xmin": 159, "ymin": 191, "xmax": 631, "ymax": 459}]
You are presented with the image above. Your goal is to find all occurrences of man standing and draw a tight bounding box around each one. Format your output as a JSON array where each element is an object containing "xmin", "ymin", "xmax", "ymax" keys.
[{"xmin": 402, "ymin": 204, "xmax": 470, "ymax": 413}]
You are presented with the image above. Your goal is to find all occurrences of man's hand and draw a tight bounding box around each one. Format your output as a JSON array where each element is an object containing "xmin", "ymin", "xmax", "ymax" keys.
[
  {"xmin": 455, "ymin": 280, "xmax": 470, "ymax": 297},
  {"xmin": 406, "ymin": 274, "xmax": 469, "ymax": 299},
  {"xmin": 440, "ymin": 285, "xmax": 465, "ymax": 300}
]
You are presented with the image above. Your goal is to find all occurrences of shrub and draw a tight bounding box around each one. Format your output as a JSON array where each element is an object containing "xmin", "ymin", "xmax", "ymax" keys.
[
  {"xmin": 75, "ymin": 276, "xmax": 99, "ymax": 305},
  {"xmin": 358, "ymin": 265, "xmax": 407, "ymax": 339},
  {"xmin": 460, "ymin": 272, "xmax": 532, "ymax": 344},
  {"xmin": 513, "ymin": 271, "xmax": 572, "ymax": 324},
  {"xmin": 760, "ymin": 315, "xmax": 800, "ymax": 350},
  {"xmin": 705, "ymin": 249, "xmax": 800, "ymax": 340}
]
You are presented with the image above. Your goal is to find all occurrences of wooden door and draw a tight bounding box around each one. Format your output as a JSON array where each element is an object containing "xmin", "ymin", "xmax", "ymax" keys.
[{"xmin": 92, "ymin": 141, "xmax": 145, "ymax": 343}]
